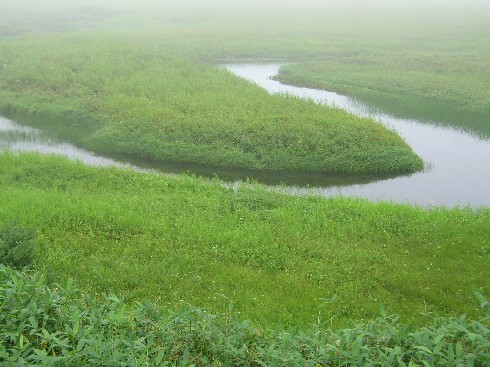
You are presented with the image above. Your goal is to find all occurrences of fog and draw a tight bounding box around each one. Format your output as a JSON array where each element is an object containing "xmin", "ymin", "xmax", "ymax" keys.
[{"xmin": 1, "ymin": 0, "xmax": 489, "ymax": 38}]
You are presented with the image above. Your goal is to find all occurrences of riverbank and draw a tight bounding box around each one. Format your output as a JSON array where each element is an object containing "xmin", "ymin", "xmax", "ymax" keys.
[
  {"xmin": 275, "ymin": 57, "xmax": 490, "ymax": 139},
  {"xmin": 225, "ymin": 64, "xmax": 490, "ymax": 207},
  {"xmin": 1, "ymin": 152, "xmax": 489, "ymax": 328}
]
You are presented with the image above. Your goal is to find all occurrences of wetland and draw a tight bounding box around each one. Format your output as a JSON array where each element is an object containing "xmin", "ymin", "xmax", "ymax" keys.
[
  {"xmin": 2, "ymin": 63, "xmax": 489, "ymax": 207},
  {"xmin": 1, "ymin": 1, "xmax": 489, "ymax": 364}
]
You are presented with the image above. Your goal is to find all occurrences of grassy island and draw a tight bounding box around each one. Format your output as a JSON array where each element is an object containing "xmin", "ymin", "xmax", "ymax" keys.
[{"xmin": 0, "ymin": 35, "xmax": 423, "ymax": 175}]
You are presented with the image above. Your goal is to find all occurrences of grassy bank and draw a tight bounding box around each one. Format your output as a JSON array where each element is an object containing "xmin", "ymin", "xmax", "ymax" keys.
[
  {"xmin": 0, "ymin": 152, "xmax": 488, "ymax": 328},
  {"xmin": 275, "ymin": 54, "xmax": 490, "ymax": 138},
  {"xmin": 0, "ymin": 34, "xmax": 423, "ymax": 175}
]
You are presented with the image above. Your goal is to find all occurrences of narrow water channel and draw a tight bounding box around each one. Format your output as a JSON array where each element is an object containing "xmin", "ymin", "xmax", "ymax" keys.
[
  {"xmin": 223, "ymin": 64, "xmax": 490, "ymax": 208},
  {"xmin": 1, "ymin": 64, "xmax": 489, "ymax": 207},
  {"xmin": 0, "ymin": 118, "xmax": 149, "ymax": 172}
]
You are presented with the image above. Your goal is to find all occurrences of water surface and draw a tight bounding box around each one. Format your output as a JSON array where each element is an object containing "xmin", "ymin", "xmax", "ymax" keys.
[{"xmin": 0, "ymin": 118, "xmax": 148, "ymax": 171}]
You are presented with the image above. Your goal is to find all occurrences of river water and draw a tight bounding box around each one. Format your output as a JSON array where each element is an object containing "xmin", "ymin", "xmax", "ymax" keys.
[
  {"xmin": 1, "ymin": 63, "xmax": 489, "ymax": 207},
  {"xmin": 224, "ymin": 64, "xmax": 490, "ymax": 208},
  {"xmin": 0, "ymin": 118, "xmax": 149, "ymax": 172}
]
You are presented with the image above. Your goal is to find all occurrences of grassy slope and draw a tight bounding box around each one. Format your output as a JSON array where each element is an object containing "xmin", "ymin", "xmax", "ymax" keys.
[
  {"xmin": 1, "ymin": 152, "xmax": 488, "ymax": 328},
  {"xmin": 0, "ymin": 34, "xmax": 422, "ymax": 174}
]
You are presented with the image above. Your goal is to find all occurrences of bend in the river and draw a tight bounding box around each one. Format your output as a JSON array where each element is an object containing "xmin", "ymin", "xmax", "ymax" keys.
[
  {"xmin": 1, "ymin": 63, "xmax": 489, "ymax": 207},
  {"xmin": 222, "ymin": 64, "xmax": 490, "ymax": 208}
]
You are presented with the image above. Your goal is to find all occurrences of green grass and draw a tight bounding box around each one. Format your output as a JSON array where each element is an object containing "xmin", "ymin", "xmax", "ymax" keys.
[
  {"xmin": 0, "ymin": 34, "xmax": 423, "ymax": 175},
  {"xmin": 0, "ymin": 152, "xmax": 488, "ymax": 328},
  {"xmin": 275, "ymin": 54, "xmax": 490, "ymax": 138},
  {"xmin": 1, "ymin": 2, "xmax": 489, "ymax": 361}
]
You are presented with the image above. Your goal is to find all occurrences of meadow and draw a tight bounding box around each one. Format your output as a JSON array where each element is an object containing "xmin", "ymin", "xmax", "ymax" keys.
[{"xmin": 1, "ymin": 152, "xmax": 489, "ymax": 329}]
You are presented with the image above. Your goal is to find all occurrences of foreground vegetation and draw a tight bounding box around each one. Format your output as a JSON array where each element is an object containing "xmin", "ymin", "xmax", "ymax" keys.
[
  {"xmin": 1, "ymin": 265, "xmax": 489, "ymax": 366},
  {"xmin": 1, "ymin": 152, "xmax": 489, "ymax": 328},
  {"xmin": 1, "ymin": 1, "xmax": 490, "ymax": 363}
]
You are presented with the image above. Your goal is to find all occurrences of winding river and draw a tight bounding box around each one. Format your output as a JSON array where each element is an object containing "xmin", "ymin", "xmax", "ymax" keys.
[
  {"xmin": 1, "ymin": 63, "xmax": 489, "ymax": 207},
  {"xmin": 224, "ymin": 64, "xmax": 490, "ymax": 208},
  {"xmin": 0, "ymin": 118, "xmax": 151, "ymax": 172}
]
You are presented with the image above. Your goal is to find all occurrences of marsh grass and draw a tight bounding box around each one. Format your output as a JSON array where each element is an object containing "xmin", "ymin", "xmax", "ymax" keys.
[
  {"xmin": 0, "ymin": 152, "xmax": 488, "ymax": 328},
  {"xmin": 2, "ymin": 2, "xmax": 488, "ymax": 174},
  {"xmin": 276, "ymin": 55, "xmax": 490, "ymax": 138},
  {"xmin": 0, "ymin": 34, "xmax": 423, "ymax": 175}
]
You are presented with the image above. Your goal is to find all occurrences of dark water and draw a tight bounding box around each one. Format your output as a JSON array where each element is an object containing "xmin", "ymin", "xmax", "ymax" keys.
[{"xmin": 2, "ymin": 63, "xmax": 490, "ymax": 207}]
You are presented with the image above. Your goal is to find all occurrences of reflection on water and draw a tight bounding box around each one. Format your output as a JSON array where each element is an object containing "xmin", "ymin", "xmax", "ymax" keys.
[
  {"xmin": 2, "ymin": 64, "xmax": 490, "ymax": 207},
  {"xmin": 0, "ymin": 118, "xmax": 149, "ymax": 171},
  {"xmin": 223, "ymin": 64, "xmax": 490, "ymax": 208},
  {"xmin": 105, "ymin": 150, "xmax": 402, "ymax": 188}
]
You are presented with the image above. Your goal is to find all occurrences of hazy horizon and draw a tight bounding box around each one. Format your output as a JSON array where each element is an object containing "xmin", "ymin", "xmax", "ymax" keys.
[{"xmin": 2, "ymin": 0, "xmax": 490, "ymax": 38}]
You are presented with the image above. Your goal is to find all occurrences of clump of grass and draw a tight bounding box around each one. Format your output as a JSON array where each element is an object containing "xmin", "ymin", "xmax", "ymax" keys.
[
  {"xmin": 1, "ymin": 265, "xmax": 489, "ymax": 366},
  {"xmin": 0, "ymin": 224, "xmax": 36, "ymax": 269}
]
